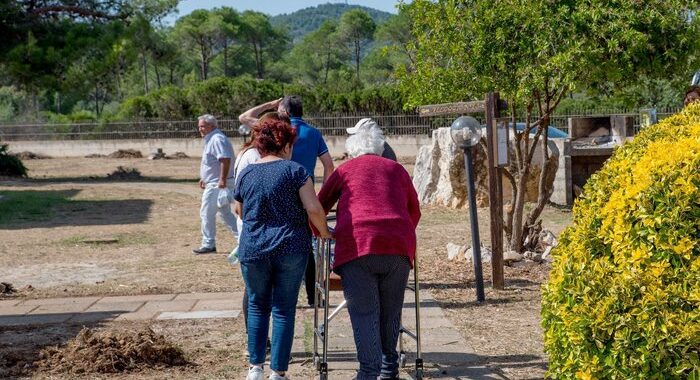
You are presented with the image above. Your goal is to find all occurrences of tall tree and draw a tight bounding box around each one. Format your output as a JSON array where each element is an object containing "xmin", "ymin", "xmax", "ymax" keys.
[
  {"xmin": 374, "ymin": 10, "xmax": 414, "ymax": 68},
  {"xmin": 338, "ymin": 9, "xmax": 376, "ymax": 83},
  {"xmin": 213, "ymin": 7, "xmax": 241, "ymax": 77},
  {"xmin": 239, "ymin": 11, "xmax": 288, "ymax": 79},
  {"xmin": 173, "ymin": 9, "xmax": 223, "ymax": 80},
  {"xmin": 286, "ymin": 20, "xmax": 346, "ymax": 85},
  {"xmin": 401, "ymin": 0, "xmax": 700, "ymax": 252}
]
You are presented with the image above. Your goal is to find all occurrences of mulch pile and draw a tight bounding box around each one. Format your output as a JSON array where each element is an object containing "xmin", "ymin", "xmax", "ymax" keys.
[
  {"xmin": 168, "ymin": 151, "xmax": 189, "ymax": 159},
  {"xmin": 0, "ymin": 282, "xmax": 15, "ymax": 294},
  {"xmin": 106, "ymin": 166, "xmax": 142, "ymax": 180},
  {"xmin": 36, "ymin": 327, "xmax": 187, "ymax": 374},
  {"xmin": 14, "ymin": 151, "xmax": 51, "ymax": 160},
  {"xmin": 108, "ymin": 149, "xmax": 143, "ymax": 158}
]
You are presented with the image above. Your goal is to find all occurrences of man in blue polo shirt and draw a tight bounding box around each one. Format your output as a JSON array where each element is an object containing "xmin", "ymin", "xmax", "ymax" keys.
[
  {"xmin": 239, "ymin": 96, "xmax": 334, "ymax": 182},
  {"xmin": 239, "ymin": 96, "xmax": 334, "ymax": 306}
]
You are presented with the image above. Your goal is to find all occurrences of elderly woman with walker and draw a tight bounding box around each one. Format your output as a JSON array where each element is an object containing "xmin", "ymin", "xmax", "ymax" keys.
[{"xmin": 317, "ymin": 119, "xmax": 422, "ymax": 380}]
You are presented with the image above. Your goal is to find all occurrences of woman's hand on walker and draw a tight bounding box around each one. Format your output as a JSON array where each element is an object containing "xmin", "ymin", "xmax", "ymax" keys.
[{"xmin": 318, "ymin": 228, "xmax": 333, "ymax": 239}]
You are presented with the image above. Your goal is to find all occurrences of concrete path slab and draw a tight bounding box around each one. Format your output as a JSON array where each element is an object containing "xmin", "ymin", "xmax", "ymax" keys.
[
  {"xmin": 157, "ymin": 310, "xmax": 240, "ymax": 320},
  {"xmin": 0, "ymin": 290, "xmax": 498, "ymax": 379}
]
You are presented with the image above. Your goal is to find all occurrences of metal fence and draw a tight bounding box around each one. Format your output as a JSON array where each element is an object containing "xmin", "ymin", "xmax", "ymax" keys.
[{"xmin": 0, "ymin": 108, "xmax": 682, "ymax": 141}]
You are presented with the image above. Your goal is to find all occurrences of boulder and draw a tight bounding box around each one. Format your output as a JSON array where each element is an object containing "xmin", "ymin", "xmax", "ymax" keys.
[
  {"xmin": 503, "ymin": 250, "xmax": 524, "ymax": 263},
  {"xmin": 465, "ymin": 245, "xmax": 492, "ymax": 263},
  {"xmin": 413, "ymin": 127, "xmax": 560, "ymax": 208},
  {"xmin": 446, "ymin": 242, "xmax": 467, "ymax": 261}
]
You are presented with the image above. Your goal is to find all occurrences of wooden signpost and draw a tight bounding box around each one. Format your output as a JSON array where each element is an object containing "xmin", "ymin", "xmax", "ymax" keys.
[
  {"xmin": 418, "ymin": 100, "xmax": 486, "ymax": 116},
  {"xmin": 484, "ymin": 93, "xmax": 505, "ymax": 290},
  {"xmin": 419, "ymin": 93, "xmax": 506, "ymax": 291}
]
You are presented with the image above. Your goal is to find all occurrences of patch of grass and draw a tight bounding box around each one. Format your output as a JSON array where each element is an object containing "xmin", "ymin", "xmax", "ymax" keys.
[
  {"xmin": 0, "ymin": 190, "xmax": 74, "ymax": 225},
  {"xmin": 58, "ymin": 232, "xmax": 157, "ymax": 247},
  {"xmin": 303, "ymin": 317, "xmax": 314, "ymax": 355},
  {"xmin": 115, "ymin": 232, "xmax": 157, "ymax": 245}
]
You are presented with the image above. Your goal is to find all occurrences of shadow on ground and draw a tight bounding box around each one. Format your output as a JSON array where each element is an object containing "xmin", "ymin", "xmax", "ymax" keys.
[
  {"xmin": 14, "ymin": 176, "xmax": 198, "ymax": 184},
  {"xmin": 0, "ymin": 189, "xmax": 152, "ymax": 229},
  {"xmin": 293, "ymin": 349, "xmax": 545, "ymax": 379}
]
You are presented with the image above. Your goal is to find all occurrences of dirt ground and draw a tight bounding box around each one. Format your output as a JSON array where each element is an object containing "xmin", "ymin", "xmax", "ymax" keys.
[{"xmin": 0, "ymin": 157, "xmax": 571, "ymax": 379}]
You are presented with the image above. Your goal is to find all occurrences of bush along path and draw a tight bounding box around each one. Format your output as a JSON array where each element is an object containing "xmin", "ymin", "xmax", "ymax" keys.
[{"xmin": 542, "ymin": 103, "xmax": 700, "ymax": 378}]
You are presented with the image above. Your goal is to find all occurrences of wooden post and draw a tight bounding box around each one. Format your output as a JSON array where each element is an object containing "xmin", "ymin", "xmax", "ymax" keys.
[{"xmin": 485, "ymin": 92, "xmax": 505, "ymax": 290}]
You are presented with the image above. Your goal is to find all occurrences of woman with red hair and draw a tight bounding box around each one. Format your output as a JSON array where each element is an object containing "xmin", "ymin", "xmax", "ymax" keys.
[{"xmin": 233, "ymin": 118, "xmax": 331, "ymax": 380}]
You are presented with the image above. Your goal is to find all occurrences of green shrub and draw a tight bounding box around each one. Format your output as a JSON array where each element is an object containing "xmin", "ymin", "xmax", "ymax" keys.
[
  {"xmin": 0, "ymin": 144, "xmax": 28, "ymax": 177},
  {"xmin": 148, "ymin": 86, "xmax": 191, "ymax": 120},
  {"xmin": 542, "ymin": 103, "xmax": 700, "ymax": 379},
  {"xmin": 118, "ymin": 96, "xmax": 154, "ymax": 119}
]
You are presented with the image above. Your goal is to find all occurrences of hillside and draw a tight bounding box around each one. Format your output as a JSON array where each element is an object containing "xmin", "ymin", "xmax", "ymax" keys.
[{"xmin": 271, "ymin": 2, "xmax": 394, "ymax": 42}]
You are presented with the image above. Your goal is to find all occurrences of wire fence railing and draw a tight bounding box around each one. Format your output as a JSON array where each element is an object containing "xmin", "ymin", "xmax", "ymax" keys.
[{"xmin": 0, "ymin": 108, "xmax": 682, "ymax": 141}]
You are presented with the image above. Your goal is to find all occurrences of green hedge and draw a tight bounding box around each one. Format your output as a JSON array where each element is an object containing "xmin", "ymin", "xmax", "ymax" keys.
[
  {"xmin": 542, "ymin": 103, "xmax": 700, "ymax": 379},
  {"xmin": 118, "ymin": 76, "xmax": 407, "ymax": 120}
]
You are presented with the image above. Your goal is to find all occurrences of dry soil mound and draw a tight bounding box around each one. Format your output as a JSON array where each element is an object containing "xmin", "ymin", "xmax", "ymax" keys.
[
  {"xmin": 108, "ymin": 149, "xmax": 142, "ymax": 158},
  {"xmin": 37, "ymin": 327, "xmax": 187, "ymax": 374}
]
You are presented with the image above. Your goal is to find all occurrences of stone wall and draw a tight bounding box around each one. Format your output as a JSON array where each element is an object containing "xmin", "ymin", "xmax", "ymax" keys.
[{"xmin": 6, "ymin": 135, "xmax": 432, "ymax": 158}]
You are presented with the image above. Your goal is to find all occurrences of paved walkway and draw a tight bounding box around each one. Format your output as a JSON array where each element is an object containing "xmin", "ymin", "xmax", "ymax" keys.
[{"xmin": 0, "ymin": 291, "xmax": 500, "ymax": 379}]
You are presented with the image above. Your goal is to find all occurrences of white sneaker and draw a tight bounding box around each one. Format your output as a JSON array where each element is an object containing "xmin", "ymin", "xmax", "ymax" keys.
[
  {"xmin": 269, "ymin": 372, "xmax": 288, "ymax": 380},
  {"xmin": 246, "ymin": 366, "xmax": 264, "ymax": 380}
]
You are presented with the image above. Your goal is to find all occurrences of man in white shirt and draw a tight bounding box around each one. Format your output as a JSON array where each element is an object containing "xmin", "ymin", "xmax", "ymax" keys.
[{"xmin": 193, "ymin": 114, "xmax": 237, "ymax": 254}]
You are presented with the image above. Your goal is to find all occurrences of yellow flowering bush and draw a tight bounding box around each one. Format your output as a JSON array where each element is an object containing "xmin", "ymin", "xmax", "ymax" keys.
[{"xmin": 542, "ymin": 103, "xmax": 700, "ymax": 379}]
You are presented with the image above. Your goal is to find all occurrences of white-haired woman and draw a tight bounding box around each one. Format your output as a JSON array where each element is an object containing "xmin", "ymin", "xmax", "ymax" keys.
[{"xmin": 317, "ymin": 124, "xmax": 420, "ymax": 380}]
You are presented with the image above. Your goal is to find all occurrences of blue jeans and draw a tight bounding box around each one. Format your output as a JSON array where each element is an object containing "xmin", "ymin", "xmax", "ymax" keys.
[
  {"xmin": 335, "ymin": 254, "xmax": 411, "ymax": 380},
  {"xmin": 241, "ymin": 251, "xmax": 308, "ymax": 371}
]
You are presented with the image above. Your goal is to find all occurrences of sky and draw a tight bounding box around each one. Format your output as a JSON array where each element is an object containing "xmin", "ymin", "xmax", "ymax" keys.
[{"xmin": 169, "ymin": 0, "xmax": 403, "ymax": 21}]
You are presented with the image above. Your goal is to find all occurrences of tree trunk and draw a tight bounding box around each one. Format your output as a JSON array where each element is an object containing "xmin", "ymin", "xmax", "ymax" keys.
[
  {"xmin": 324, "ymin": 50, "xmax": 331, "ymax": 84},
  {"xmin": 223, "ymin": 39, "xmax": 229, "ymax": 77},
  {"xmin": 510, "ymin": 167, "xmax": 529, "ymax": 251},
  {"xmin": 114, "ymin": 68, "xmax": 123, "ymax": 100},
  {"xmin": 154, "ymin": 64, "xmax": 161, "ymax": 89},
  {"xmin": 199, "ymin": 38, "xmax": 209, "ymax": 80},
  {"xmin": 253, "ymin": 41, "xmax": 263, "ymax": 79},
  {"xmin": 94, "ymin": 82, "xmax": 100, "ymax": 116},
  {"xmin": 524, "ymin": 117, "xmax": 554, "ymax": 230},
  {"xmin": 141, "ymin": 53, "xmax": 149, "ymax": 94},
  {"xmin": 354, "ymin": 40, "xmax": 361, "ymax": 82}
]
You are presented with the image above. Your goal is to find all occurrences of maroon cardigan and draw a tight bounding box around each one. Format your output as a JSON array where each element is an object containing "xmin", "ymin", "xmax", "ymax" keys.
[{"xmin": 318, "ymin": 154, "xmax": 421, "ymax": 269}]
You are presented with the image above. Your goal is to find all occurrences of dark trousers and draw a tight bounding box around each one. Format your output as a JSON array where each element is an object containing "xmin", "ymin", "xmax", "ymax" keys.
[
  {"xmin": 304, "ymin": 249, "xmax": 315, "ymax": 305},
  {"xmin": 335, "ymin": 254, "xmax": 410, "ymax": 380}
]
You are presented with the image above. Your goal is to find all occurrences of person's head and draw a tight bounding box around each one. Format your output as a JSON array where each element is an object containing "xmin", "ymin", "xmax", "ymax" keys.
[
  {"xmin": 279, "ymin": 95, "xmax": 303, "ymax": 118},
  {"xmin": 197, "ymin": 114, "xmax": 218, "ymax": 137},
  {"xmin": 684, "ymin": 86, "xmax": 700, "ymax": 107},
  {"xmin": 259, "ymin": 111, "xmax": 291, "ymax": 125},
  {"xmin": 253, "ymin": 118, "xmax": 297, "ymax": 159},
  {"xmin": 345, "ymin": 123, "xmax": 385, "ymax": 158},
  {"xmin": 241, "ymin": 112, "xmax": 291, "ymax": 149}
]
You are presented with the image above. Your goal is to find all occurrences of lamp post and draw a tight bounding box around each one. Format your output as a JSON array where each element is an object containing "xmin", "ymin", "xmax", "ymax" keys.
[{"xmin": 450, "ymin": 116, "xmax": 485, "ymax": 302}]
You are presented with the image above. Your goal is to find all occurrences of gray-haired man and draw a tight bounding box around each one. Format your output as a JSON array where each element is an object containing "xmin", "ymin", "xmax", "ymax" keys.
[{"xmin": 193, "ymin": 114, "xmax": 237, "ymax": 254}]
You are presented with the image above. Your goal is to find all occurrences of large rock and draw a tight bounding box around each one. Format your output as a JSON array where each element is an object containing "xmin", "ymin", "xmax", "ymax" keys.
[{"xmin": 413, "ymin": 127, "xmax": 560, "ymax": 208}]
